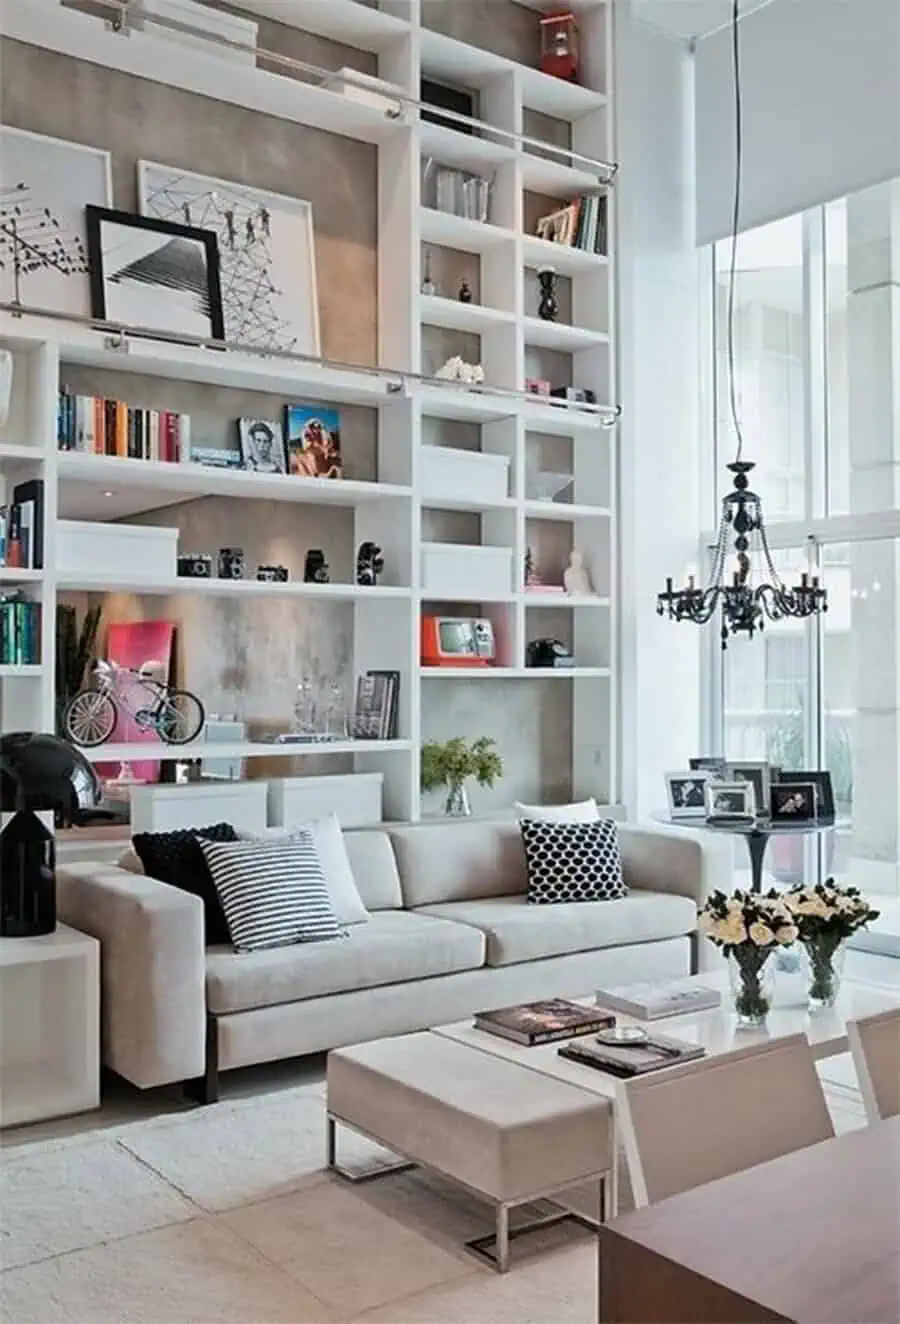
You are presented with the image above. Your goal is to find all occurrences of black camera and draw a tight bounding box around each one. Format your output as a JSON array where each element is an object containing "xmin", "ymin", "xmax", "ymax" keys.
[
  {"xmin": 178, "ymin": 554, "xmax": 213, "ymax": 578},
  {"xmin": 256, "ymin": 564, "xmax": 289, "ymax": 582},
  {"xmin": 218, "ymin": 547, "xmax": 245, "ymax": 579}
]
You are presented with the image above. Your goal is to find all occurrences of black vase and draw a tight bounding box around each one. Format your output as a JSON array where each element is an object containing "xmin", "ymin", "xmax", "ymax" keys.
[
  {"xmin": 537, "ymin": 267, "xmax": 559, "ymax": 322},
  {"xmin": 0, "ymin": 810, "xmax": 56, "ymax": 937}
]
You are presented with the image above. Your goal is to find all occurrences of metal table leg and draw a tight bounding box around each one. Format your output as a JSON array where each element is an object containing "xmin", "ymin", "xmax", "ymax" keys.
[{"xmin": 745, "ymin": 829, "xmax": 769, "ymax": 893}]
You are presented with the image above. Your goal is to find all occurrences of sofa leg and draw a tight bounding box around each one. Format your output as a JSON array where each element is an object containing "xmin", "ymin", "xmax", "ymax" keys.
[
  {"xmin": 689, "ymin": 930, "xmax": 700, "ymax": 976},
  {"xmin": 183, "ymin": 1014, "xmax": 220, "ymax": 1105}
]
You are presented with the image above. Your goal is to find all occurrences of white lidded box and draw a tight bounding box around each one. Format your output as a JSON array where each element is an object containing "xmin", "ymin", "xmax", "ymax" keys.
[
  {"xmin": 420, "ymin": 447, "xmax": 510, "ymax": 504},
  {"xmin": 268, "ymin": 773, "xmax": 384, "ymax": 831},
  {"xmin": 421, "ymin": 543, "xmax": 514, "ymax": 598},
  {"xmin": 57, "ymin": 520, "xmax": 178, "ymax": 582}
]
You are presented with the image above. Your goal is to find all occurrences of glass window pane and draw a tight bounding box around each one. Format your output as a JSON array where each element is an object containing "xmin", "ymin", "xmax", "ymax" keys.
[{"xmin": 715, "ymin": 216, "xmax": 806, "ymax": 521}]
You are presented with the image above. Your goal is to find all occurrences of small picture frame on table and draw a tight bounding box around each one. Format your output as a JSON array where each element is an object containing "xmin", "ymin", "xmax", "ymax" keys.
[
  {"xmin": 726, "ymin": 762, "xmax": 771, "ymax": 819},
  {"xmin": 705, "ymin": 780, "xmax": 756, "ymax": 821},
  {"xmin": 774, "ymin": 770, "xmax": 834, "ymax": 820},
  {"xmin": 770, "ymin": 780, "xmax": 819, "ymax": 824},
  {"xmin": 664, "ymin": 771, "xmax": 709, "ymax": 819},
  {"xmin": 689, "ymin": 756, "xmax": 727, "ymax": 777}
]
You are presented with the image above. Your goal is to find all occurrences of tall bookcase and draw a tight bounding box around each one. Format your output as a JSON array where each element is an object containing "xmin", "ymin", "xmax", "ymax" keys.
[{"xmin": 0, "ymin": 0, "xmax": 619, "ymax": 822}]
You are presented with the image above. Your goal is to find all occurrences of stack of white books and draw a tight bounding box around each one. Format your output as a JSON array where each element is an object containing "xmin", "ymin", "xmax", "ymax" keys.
[{"xmin": 594, "ymin": 978, "xmax": 721, "ymax": 1020}]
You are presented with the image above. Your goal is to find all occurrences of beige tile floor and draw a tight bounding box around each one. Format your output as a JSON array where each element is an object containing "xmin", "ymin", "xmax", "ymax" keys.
[{"xmin": 2, "ymin": 955, "xmax": 889, "ymax": 1324}]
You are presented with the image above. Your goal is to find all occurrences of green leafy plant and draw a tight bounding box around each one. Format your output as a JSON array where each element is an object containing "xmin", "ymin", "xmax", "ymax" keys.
[
  {"xmin": 421, "ymin": 737, "xmax": 503, "ymax": 797},
  {"xmin": 55, "ymin": 604, "xmax": 102, "ymax": 727}
]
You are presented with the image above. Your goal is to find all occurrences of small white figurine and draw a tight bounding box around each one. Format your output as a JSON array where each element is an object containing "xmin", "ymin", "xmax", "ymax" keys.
[
  {"xmin": 435, "ymin": 355, "xmax": 485, "ymax": 385},
  {"xmin": 563, "ymin": 549, "xmax": 593, "ymax": 596}
]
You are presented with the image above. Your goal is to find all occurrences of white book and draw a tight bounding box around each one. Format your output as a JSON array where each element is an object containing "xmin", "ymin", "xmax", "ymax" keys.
[{"xmin": 595, "ymin": 978, "xmax": 722, "ymax": 1021}]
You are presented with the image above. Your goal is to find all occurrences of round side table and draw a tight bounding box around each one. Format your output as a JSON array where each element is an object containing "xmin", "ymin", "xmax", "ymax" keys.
[{"xmin": 651, "ymin": 812, "xmax": 836, "ymax": 894}]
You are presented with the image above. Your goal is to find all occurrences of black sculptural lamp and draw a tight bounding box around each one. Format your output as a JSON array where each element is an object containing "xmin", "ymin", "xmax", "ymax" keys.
[{"xmin": 0, "ymin": 733, "xmax": 102, "ymax": 938}]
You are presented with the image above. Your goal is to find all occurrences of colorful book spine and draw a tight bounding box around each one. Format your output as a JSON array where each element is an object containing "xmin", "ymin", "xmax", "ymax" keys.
[
  {"xmin": 55, "ymin": 391, "xmax": 190, "ymax": 463},
  {"xmin": 0, "ymin": 595, "xmax": 41, "ymax": 665}
]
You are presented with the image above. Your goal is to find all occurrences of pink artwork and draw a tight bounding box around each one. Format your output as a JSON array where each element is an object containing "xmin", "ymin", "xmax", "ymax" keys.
[{"xmin": 95, "ymin": 619, "xmax": 176, "ymax": 785}]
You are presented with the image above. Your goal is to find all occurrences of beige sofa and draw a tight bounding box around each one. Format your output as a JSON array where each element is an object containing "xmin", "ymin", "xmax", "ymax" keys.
[{"xmin": 57, "ymin": 818, "xmax": 728, "ymax": 1102}]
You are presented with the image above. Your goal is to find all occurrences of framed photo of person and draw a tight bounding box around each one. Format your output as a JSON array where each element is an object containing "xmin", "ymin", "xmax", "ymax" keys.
[
  {"xmin": 726, "ymin": 762, "xmax": 771, "ymax": 819},
  {"xmin": 705, "ymin": 780, "xmax": 755, "ymax": 821},
  {"xmin": 689, "ymin": 756, "xmax": 727, "ymax": 777},
  {"xmin": 284, "ymin": 404, "xmax": 342, "ymax": 478},
  {"xmin": 665, "ymin": 771, "xmax": 709, "ymax": 820},
  {"xmin": 770, "ymin": 781, "xmax": 818, "ymax": 823},
  {"xmin": 238, "ymin": 418, "xmax": 286, "ymax": 474},
  {"xmin": 775, "ymin": 770, "xmax": 834, "ymax": 820}
]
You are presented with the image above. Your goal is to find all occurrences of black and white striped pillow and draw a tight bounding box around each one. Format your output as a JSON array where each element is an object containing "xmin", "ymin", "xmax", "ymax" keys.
[{"xmin": 199, "ymin": 833, "xmax": 343, "ymax": 953}]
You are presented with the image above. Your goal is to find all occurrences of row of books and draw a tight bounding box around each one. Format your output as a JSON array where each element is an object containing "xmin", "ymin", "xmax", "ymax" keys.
[
  {"xmin": 351, "ymin": 669, "xmax": 400, "ymax": 740},
  {"xmin": 57, "ymin": 391, "xmax": 191, "ymax": 464},
  {"xmin": 0, "ymin": 594, "xmax": 41, "ymax": 666},
  {"xmin": 0, "ymin": 480, "xmax": 45, "ymax": 570},
  {"xmin": 535, "ymin": 194, "xmax": 608, "ymax": 256}
]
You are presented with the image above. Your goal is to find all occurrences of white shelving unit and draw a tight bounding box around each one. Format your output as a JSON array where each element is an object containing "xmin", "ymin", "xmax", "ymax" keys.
[{"xmin": 0, "ymin": 0, "xmax": 618, "ymax": 820}]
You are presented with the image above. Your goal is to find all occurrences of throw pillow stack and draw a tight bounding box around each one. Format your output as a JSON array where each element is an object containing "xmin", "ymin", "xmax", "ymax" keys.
[{"xmin": 515, "ymin": 798, "xmax": 627, "ymax": 904}]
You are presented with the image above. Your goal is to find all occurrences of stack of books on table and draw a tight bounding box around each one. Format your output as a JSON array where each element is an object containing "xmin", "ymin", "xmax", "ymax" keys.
[
  {"xmin": 594, "ymin": 979, "xmax": 722, "ymax": 1020},
  {"xmin": 558, "ymin": 1032, "xmax": 706, "ymax": 1077},
  {"xmin": 474, "ymin": 998, "xmax": 614, "ymax": 1045}
]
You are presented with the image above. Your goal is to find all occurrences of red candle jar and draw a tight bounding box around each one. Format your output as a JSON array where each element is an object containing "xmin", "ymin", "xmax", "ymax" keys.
[{"xmin": 540, "ymin": 11, "xmax": 580, "ymax": 83}]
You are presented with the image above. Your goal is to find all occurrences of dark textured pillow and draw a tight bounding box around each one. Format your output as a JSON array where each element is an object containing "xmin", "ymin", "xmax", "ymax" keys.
[
  {"xmin": 132, "ymin": 822, "xmax": 238, "ymax": 945},
  {"xmin": 519, "ymin": 817, "xmax": 627, "ymax": 904}
]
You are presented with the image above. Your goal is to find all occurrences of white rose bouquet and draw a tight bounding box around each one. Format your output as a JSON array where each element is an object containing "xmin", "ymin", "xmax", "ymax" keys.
[
  {"xmin": 785, "ymin": 880, "xmax": 879, "ymax": 1007},
  {"xmin": 698, "ymin": 889, "xmax": 798, "ymax": 1023}
]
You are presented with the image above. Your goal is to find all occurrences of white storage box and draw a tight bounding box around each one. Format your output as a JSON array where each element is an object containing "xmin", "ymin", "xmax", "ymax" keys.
[
  {"xmin": 421, "ymin": 447, "xmax": 510, "ymax": 504},
  {"xmin": 422, "ymin": 543, "xmax": 514, "ymax": 598},
  {"xmin": 57, "ymin": 520, "xmax": 178, "ymax": 583},
  {"xmin": 268, "ymin": 773, "xmax": 384, "ymax": 830},
  {"xmin": 319, "ymin": 67, "xmax": 403, "ymax": 115},
  {"xmin": 139, "ymin": 0, "xmax": 258, "ymax": 64}
]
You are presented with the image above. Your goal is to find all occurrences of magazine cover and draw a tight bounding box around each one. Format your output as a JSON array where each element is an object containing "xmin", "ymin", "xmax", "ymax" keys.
[
  {"xmin": 475, "ymin": 998, "xmax": 614, "ymax": 1044},
  {"xmin": 284, "ymin": 404, "xmax": 342, "ymax": 478}
]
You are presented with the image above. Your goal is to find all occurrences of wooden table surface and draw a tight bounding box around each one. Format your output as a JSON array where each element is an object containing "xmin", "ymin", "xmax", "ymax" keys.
[{"xmin": 600, "ymin": 1116, "xmax": 900, "ymax": 1324}]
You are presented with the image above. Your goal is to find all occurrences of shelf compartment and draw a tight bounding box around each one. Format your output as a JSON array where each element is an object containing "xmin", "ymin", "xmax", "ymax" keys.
[
  {"xmin": 521, "ymin": 233, "xmax": 609, "ymax": 275},
  {"xmin": 419, "ymin": 294, "xmax": 515, "ymax": 335},
  {"xmin": 420, "ymin": 444, "xmax": 511, "ymax": 506},
  {"xmin": 522, "ymin": 317, "xmax": 609, "ymax": 352},
  {"xmin": 524, "ymin": 500, "xmax": 612, "ymax": 521},
  {"xmin": 420, "ymin": 209, "xmax": 515, "ymax": 256},
  {"xmin": 80, "ymin": 738, "xmax": 414, "ymax": 764}
]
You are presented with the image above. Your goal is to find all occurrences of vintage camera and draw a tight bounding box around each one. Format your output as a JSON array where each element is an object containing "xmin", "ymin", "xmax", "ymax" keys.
[
  {"xmin": 177, "ymin": 553, "xmax": 213, "ymax": 578},
  {"xmin": 356, "ymin": 541, "xmax": 384, "ymax": 587},
  {"xmin": 550, "ymin": 386, "xmax": 596, "ymax": 408},
  {"xmin": 256, "ymin": 564, "xmax": 289, "ymax": 582},
  {"xmin": 217, "ymin": 547, "xmax": 245, "ymax": 579},
  {"xmin": 303, "ymin": 549, "xmax": 330, "ymax": 584}
]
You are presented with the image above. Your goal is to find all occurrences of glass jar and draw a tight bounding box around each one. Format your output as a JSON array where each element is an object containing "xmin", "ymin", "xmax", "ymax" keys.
[
  {"xmin": 728, "ymin": 952, "xmax": 776, "ymax": 1028},
  {"xmin": 802, "ymin": 939, "xmax": 845, "ymax": 1013}
]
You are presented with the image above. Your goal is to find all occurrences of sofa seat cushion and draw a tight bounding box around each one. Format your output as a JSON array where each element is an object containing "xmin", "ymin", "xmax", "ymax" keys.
[
  {"xmin": 415, "ymin": 889, "xmax": 697, "ymax": 967},
  {"xmin": 205, "ymin": 910, "xmax": 486, "ymax": 1014}
]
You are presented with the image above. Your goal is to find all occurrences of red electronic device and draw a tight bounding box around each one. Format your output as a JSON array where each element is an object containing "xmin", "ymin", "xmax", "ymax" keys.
[
  {"xmin": 539, "ymin": 12, "xmax": 580, "ymax": 83},
  {"xmin": 421, "ymin": 615, "xmax": 495, "ymax": 667}
]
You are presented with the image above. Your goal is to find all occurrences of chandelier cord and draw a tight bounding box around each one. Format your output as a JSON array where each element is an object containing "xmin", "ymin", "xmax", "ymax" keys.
[{"xmin": 725, "ymin": 0, "xmax": 746, "ymax": 465}]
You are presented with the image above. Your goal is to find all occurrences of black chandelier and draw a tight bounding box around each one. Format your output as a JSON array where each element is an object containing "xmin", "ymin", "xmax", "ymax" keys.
[{"xmin": 657, "ymin": 0, "xmax": 827, "ymax": 650}]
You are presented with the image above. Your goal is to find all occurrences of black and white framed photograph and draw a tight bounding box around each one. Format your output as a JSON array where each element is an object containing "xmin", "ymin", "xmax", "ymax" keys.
[
  {"xmin": 665, "ymin": 771, "xmax": 709, "ymax": 819},
  {"xmin": 705, "ymin": 779, "xmax": 756, "ymax": 820},
  {"xmin": 689, "ymin": 756, "xmax": 727, "ymax": 777},
  {"xmin": 85, "ymin": 205, "xmax": 225, "ymax": 340},
  {"xmin": 775, "ymin": 770, "xmax": 835, "ymax": 820},
  {"xmin": 770, "ymin": 780, "xmax": 818, "ymax": 823},
  {"xmin": 726, "ymin": 762, "xmax": 771, "ymax": 819},
  {"xmin": 238, "ymin": 418, "xmax": 286, "ymax": 474}
]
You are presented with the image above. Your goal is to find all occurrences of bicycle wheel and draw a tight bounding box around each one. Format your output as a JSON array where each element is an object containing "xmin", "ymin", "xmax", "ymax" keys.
[
  {"xmin": 64, "ymin": 689, "xmax": 118, "ymax": 747},
  {"xmin": 157, "ymin": 689, "xmax": 205, "ymax": 745}
]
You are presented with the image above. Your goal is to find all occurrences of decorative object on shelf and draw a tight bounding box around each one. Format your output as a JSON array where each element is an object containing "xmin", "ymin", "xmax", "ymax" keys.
[
  {"xmin": 320, "ymin": 680, "xmax": 349, "ymax": 741},
  {"xmin": 292, "ymin": 675, "xmax": 317, "ymax": 735},
  {"xmin": 698, "ymin": 888, "xmax": 797, "ymax": 1028},
  {"xmin": 435, "ymin": 355, "xmax": 484, "ymax": 385},
  {"xmin": 705, "ymin": 779, "xmax": 755, "ymax": 821},
  {"xmin": 425, "ymin": 159, "xmax": 492, "ymax": 223},
  {"xmin": 217, "ymin": 547, "xmax": 245, "ymax": 580},
  {"xmin": 63, "ymin": 658, "xmax": 205, "ymax": 749},
  {"xmin": 303, "ymin": 550, "xmax": 330, "ymax": 584},
  {"xmin": 536, "ymin": 266, "xmax": 559, "ymax": 321},
  {"xmin": 177, "ymin": 553, "xmax": 213, "ymax": 578},
  {"xmin": 539, "ymin": 11, "xmax": 580, "ymax": 82},
  {"xmin": 775, "ymin": 769, "xmax": 835, "ymax": 820},
  {"xmin": 769, "ymin": 780, "xmax": 817, "ymax": 823},
  {"xmin": 536, "ymin": 195, "xmax": 607, "ymax": 256},
  {"xmin": 784, "ymin": 881, "xmax": 879, "ymax": 1013},
  {"xmin": 356, "ymin": 541, "xmax": 384, "ymax": 587},
  {"xmin": 421, "ymin": 248, "xmax": 437, "ymax": 297},
  {"xmin": 84, "ymin": 205, "xmax": 225, "ymax": 342},
  {"xmin": 421, "ymin": 615, "xmax": 495, "ymax": 668},
  {"xmin": 284, "ymin": 404, "xmax": 342, "ymax": 478},
  {"xmin": 524, "ymin": 547, "xmax": 542, "ymax": 589},
  {"xmin": 726, "ymin": 762, "xmax": 771, "ymax": 820},
  {"xmin": 138, "ymin": 161, "xmax": 320, "ymax": 354},
  {"xmin": 563, "ymin": 549, "xmax": 593, "ymax": 595},
  {"xmin": 420, "ymin": 77, "xmax": 477, "ymax": 133},
  {"xmin": 525, "ymin": 377, "xmax": 552, "ymax": 399},
  {"xmin": 656, "ymin": 1, "xmax": 827, "ymax": 649},
  {"xmin": 551, "ymin": 385, "xmax": 596, "ymax": 407},
  {"xmin": 256, "ymin": 564, "xmax": 289, "ymax": 582},
  {"xmin": 457, "ymin": 277, "xmax": 473, "ymax": 304},
  {"xmin": 98, "ymin": 619, "xmax": 176, "ymax": 785},
  {"xmin": 526, "ymin": 637, "xmax": 574, "ymax": 669},
  {"xmin": 421, "ymin": 736, "xmax": 503, "ymax": 817},
  {"xmin": 351, "ymin": 670, "xmax": 400, "ymax": 740},
  {"xmin": 187, "ymin": 444, "xmax": 242, "ymax": 469},
  {"xmin": 527, "ymin": 469, "xmax": 574, "ymax": 502},
  {"xmin": 664, "ymin": 771, "xmax": 709, "ymax": 820},
  {"xmin": 0, "ymin": 732, "xmax": 102, "ymax": 937},
  {"xmin": 0, "ymin": 349, "xmax": 11, "ymax": 427},
  {"xmin": 55, "ymin": 603, "xmax": 102, "ymax": 727},
  {"xmin": 238, "ymin": 418, "xmax": 287, "ymax": 474},
  {"xmin": 0, "ymin": 128, "xmax": 112, "ymax": 315},
  {"xmin": 690, "ymin": 755, "xmax": 728, "ymax": 777}
]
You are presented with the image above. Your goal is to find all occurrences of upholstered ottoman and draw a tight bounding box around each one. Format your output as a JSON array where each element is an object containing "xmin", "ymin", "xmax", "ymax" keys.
[{"xmin": 326, "ymin": 1031, "xmax": 613, "ymax": 1271}]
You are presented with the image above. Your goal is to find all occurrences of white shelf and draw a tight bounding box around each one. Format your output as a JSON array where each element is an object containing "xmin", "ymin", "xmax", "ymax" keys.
[
  {"xmin": 521, "ymin": 234, "xmax": 609, "ymax": 274},
  {"xmin": 56, "ymin": 573, "xmax": 413, "ymax": 602},
  {"xmin": 0, "ymin": 567, "xmax": 43, "ymax": 584},
  {"xmin": 420, "ymin": 209, "xmax": 516, "ymax": 256},
  {"xmin": 419, "ymin": 294, "xmax": 515, "ymax": 335},
  {"xmin": 0, "ymin": 663, "xmax": 42, "ymax": 678},
  {"xmin": 420, "ymin": 666, "xmax": 610, "ymax": 679},
  {"xmin": 421, "ymin": 493, "xmax": 518, "ymax": 514},
  {"xmin": 0, "ymin": 443, "xmax": 46, "ymax": 464},
  {"xmin": 417, "ymin": 384, "xmax": 610, "ymax": 434},
  {"xmin": 524, "ymin": 501, "xmax": 613, "ymax": 520},
  {"xmin": 420, "ymin": 123, "xmax": 602, "ymax": 196},
  {"xmin": 82, "ymin": 738, "xmax": 413, "ymax": 764},
  {"xmin": 237, "ymin": 0, "xmax": 410, "ymax": 52},
  {"xmin": 521, "ymin": 593, "xmax": 611, "ymax": 608},
  {"xmin": 522, "ymin": 317, "xmax": 610, "ymax": 352}
]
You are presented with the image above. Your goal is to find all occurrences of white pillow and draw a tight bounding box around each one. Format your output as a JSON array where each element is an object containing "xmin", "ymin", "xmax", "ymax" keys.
[
  {"xmin": 240, "ymin": 815, "xmax": 369, "ymax": 926},
  {"xmin": 514, "ymin": 798, "xmax": 600, "ymax": 823}
]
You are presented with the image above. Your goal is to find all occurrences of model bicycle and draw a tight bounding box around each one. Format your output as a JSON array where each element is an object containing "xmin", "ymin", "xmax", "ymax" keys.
[{"xmin": 63, "ymin": 659, "xmax": 205, "ymax": 748}]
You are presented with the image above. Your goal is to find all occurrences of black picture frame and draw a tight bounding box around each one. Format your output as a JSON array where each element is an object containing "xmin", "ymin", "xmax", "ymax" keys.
[
  {"xmin": 769, "ymin": 781, "xmax": 818, "ymax": 823},
  {"xmin": 85, "ymin": 205, "xmax": 225, "ymax": 342},
  {"xmin": 775, "ymin": 770, "xmax": 835, "ymax": 820}
]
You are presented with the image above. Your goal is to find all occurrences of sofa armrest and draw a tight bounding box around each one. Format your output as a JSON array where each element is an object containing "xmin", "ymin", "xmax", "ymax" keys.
[
  {"xmin": 617, "ymin": 824, "xmax": 732, "ymax": 907},
  {"xmin": 57, "ymin": 863, "xmax": 205, "ymax": 1089}
]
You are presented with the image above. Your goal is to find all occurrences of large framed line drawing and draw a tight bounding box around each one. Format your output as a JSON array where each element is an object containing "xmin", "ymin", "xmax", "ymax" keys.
[
  {"xmin": 137, "ymin": 161, "xmax": 321, "ymax": 356},
  {"xmin": 0, "ymin": 128, "xmax": 112, "ymax": 315}
]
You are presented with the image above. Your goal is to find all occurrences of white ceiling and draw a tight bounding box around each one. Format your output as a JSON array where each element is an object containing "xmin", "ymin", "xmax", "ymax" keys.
[{"xmin": 633, "ymin": 0, "xmax": 775, "ymax": 42}]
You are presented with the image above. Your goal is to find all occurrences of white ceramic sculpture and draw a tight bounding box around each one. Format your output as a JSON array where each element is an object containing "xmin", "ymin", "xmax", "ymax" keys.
[
  {"xmin": 563, "ymin": 549, "xmax": 593, "ymax": 596},
  {"xmin": 435, "ymin": 355, "xmax": 484, "ymax": 385}
]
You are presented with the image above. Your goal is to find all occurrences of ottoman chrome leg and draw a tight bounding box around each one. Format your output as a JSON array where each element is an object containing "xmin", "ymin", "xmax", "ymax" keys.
[
  {"xmin": 496, "ymin": 1205, "xmax": 510, "ymax": 1274},
  {"xmin": 326, "ymin": 1114, "xmax": 417, "ymax": 1183},
  {"xmin": 465, "ymin": 1196, "xmax": 600, "ymax": 1274}
]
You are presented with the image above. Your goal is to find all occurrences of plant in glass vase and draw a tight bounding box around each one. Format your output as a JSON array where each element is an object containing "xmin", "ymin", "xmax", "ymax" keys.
[
  {"xmin": 698, "ymin": 889, "xmax": 798, "ymax": 1027},
  {"xmin": 784, "ymin": 880, "xmax": 879, "ymax": 1012},
  {"xmin": 421, "ymin": 737, "xmax": 503, "ymax": 816}
]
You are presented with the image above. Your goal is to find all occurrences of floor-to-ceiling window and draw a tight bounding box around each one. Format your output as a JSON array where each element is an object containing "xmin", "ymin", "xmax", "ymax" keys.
[{"xmin": 704, "ymin": 179, "xmax": 900, "ymax": 904}]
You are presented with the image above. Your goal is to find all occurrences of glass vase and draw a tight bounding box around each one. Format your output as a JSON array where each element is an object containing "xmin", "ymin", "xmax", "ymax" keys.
[
  {"xmin": 728, "ymin": 952, "xmax": 776, "ymax": 1028},
  {"xmin": 444, "ymin": 782, "xmax": 471, "ymax": 817},
  {"xmin": 803, "ymin": 939, "xmax": 845, "ymax": 1013}
]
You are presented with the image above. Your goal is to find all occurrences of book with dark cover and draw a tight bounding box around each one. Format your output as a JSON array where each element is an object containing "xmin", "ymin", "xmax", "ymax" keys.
[
  {"xmin": 474, "ymin": 998, "xmax": 615, "ymax": 1046},
  {"xmin": 558, "ymin": 1031, "xmax": 705, "ymax": 1077}
]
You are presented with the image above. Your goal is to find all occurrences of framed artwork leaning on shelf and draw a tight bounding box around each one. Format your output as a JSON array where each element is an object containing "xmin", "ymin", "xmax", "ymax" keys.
[
  {"xmin": 284, "ymin": 404, "xmax": 342, "ymax": 478},
  {"xmin": 238, "ymin": 418, "xmax": 286, "ymax": 474}
]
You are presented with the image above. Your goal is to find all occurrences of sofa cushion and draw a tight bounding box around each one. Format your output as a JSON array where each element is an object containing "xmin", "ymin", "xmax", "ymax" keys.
[
  {"xmin": 415, "ymin": 890, "xmax": 697, "ymax": 967},
  {"xmin": 389, "ymin": 821, "xmax": 527, "ymax": 907},
  {"xmin": 132, "ymin": 822, "xmax": 239, "ymax": 945},
  {"xmin": 514, "ymin": 798, "xmax": 600, "ymax": 822},
  {"xmin": 205, "ymin": 910, "xmax": 486, "ymax": 1014},
  {"xmin": 343, "ymin": 830, "xmax": 404, "ymax": 911},
  {"xmin": 239, "ymin": 816, "xmax": 369, "ymax": 926},
  {"xmin": 520, "ymin": 817, "xmax": 627, "ymax": 904}
]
